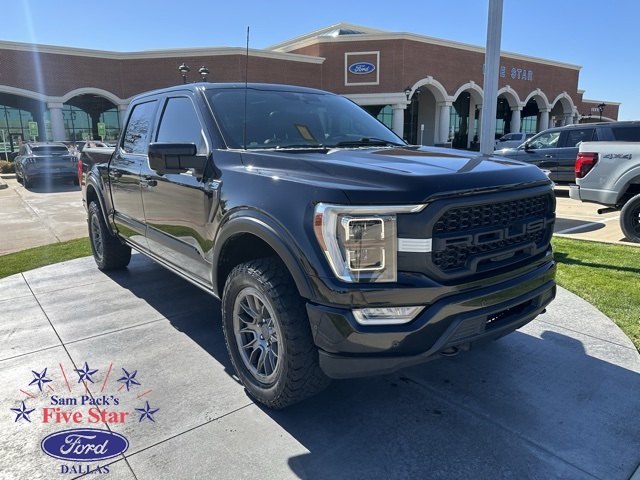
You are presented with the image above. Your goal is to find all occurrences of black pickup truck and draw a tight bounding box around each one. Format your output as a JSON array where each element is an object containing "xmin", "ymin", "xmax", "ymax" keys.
[{"xmin": 82, "ymin": 83, "xmax": 556, "ymax": 408}]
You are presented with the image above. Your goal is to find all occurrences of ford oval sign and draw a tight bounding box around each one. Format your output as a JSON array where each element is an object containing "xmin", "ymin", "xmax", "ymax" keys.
[
  {"xmin": 41, "ymin": 428, "xmax": 129, "ymax": 462},
  {"xmin": 348, "ymin": 62, "xmax": 376, "ymax": 75}
]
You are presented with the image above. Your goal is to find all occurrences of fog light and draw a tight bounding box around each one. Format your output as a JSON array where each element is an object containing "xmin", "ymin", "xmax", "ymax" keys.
[{"xmin": 353, "ymin": 306, "xmax": 424, "ymax": 325}]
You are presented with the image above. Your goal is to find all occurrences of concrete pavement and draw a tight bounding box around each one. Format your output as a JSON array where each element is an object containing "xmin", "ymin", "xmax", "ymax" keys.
[
  {"xmin": 1, "ymin": 254, "xmax": 639, "ymax": 479},
  {"xmin": 0, "ymin": 175, "xmax": 86, "ymax": 255}
]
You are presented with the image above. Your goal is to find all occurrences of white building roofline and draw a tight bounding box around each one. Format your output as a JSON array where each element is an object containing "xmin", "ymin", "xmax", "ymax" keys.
[
  {"xmin": 267, "ymin": 25, "xmax": 581, "ymax": 71},
  {"xmin": 0, "ymin": 41, "xmax": 324, "ymax": 64}
]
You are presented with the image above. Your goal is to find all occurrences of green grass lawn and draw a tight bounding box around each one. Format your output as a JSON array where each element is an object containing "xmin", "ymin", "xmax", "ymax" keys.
[
  {"xmin": 0, "ymin": 236, "xmax": 638, "ymax": 351},
  {"xmin": 552, "ymin": 237, "xmax": 640, "ymax": 350},
  {"xmin": 0, "ymin": 238, "xmax": 91, "ymax": 280}
]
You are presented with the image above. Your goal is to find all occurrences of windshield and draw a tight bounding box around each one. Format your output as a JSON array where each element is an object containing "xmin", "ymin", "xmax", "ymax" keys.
[{"xmin": 205, "ymin": 87, "xmax": 405, "ymax": 150}]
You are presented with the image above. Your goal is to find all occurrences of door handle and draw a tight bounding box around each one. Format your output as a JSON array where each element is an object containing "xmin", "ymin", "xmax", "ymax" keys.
[
  {"xmin": 140, "ymin": 177, "xmax": 157, "ymax": 187},
  {"xmin": 544, "ymin": 154, "xmax": 555, "ymax": 158}
]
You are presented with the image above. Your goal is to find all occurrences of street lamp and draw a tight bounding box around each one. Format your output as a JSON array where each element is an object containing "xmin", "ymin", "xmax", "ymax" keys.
[
  {"xmin": 597, "ymin": 103, "xmax": 606, "ymax": 121},
  {"xmin": 178, "ymin": 63, "xmax": 190, "ymax": 84},
  {"xmin": 404, "ymin": 86, "xmax": 412, "ymax": 101},
  {"xmin": 199, "ymin": 66, "xmax": 210, "ymax": 82}
]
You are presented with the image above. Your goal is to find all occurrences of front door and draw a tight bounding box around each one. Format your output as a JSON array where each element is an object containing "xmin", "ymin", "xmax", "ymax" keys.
[{"xmin": 141, "ymin": 94, "xmax": 219, "ymax": 285}]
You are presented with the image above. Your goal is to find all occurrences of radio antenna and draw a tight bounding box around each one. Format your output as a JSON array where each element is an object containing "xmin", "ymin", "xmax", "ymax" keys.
[{"xmin": 243, "ymin": 26, "xmax": 249, "ymax": 150}]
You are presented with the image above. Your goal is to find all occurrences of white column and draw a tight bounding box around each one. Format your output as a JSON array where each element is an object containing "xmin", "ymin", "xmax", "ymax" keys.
[
  {"xmin": 538, "ymin": 109, "xmax": 550, "ymax": 132},
  {"xmin": 468, "ymin": 97, "xmax": 476, "ymax": 149},
  {"xmin": 564, "ymin": 114, "xmax": 573, "ymax": 126},
  {"xmin": 391, "ymin": 103, "xmax": 407, "ymax": 139},
  {"xmin": 47, "ymin": 102, "xmax": 66, "ymax": 141},
  {"xmin": 438, "ymin": 102, "xmax": 451, "ymax": 144},
  {"xmin": 510, "ymin": 108, "xmax": 521, "ymax": 133},
  {"xmin": 118, "ymin": 104, "xmax": 129, "ymax": 128}
]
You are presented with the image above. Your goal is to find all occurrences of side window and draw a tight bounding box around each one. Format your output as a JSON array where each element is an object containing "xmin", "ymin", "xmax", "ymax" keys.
[
  {"xmin": 529, "ymin": 131, "xmax": 560, "ymax": 149},
  {"xmin": 611, "ymin": 126, "xmax": 640, "ymax": 142},
  {"xmin": 122, "ymin": 101, "xmax": 156, "ymax": 154},
  {"xmin": 155, "ymin": 97, "xmax": 206, "ymax": 154},
  {"xmin": 565, "ymin": 128, "xmax": 595, "ymax": 147}
]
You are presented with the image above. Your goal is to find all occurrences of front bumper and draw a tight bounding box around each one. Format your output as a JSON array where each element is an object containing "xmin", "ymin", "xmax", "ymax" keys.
[{"xmin": 307, "ymin": 261, "xmax": 556, "ymax": 379}]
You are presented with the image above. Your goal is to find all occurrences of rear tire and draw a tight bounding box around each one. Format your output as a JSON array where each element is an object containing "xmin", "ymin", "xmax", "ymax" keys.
[
  {"xmin": 88, "ymin": 201, "xmax": 131, "ymax": 270},
  {"xmin": 23, "ymin": 175, "xmax": 31, "ymax": 188},
  {"xmin": 620, "ymin": 194, "xmax": 640, "ymax": 243},
  {"xmin": 222, "ymin": 257, "xmax": 330, "ymax": 409}
]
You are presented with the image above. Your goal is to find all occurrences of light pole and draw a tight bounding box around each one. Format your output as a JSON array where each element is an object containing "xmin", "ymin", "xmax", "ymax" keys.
[
  {"xmin": 597, "ymin": 103, "xmax": 606, "ymax": 122},
  {"xmin": 178, "ymin": 63, "xmax": 190, "ymax": 84},
  {"xmin": 199, "ymin": 66, "xmax": 210, "ymax": 82}
]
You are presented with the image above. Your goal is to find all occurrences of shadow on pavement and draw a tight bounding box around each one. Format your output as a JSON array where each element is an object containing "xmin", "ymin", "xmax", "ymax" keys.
[
  {"xmin": 19, "ymin": 179, "xmax": 80, "ymax": 194},
  {"xmin": 104, "ymin": 256, "xmax": 640, "ymax": 479}
]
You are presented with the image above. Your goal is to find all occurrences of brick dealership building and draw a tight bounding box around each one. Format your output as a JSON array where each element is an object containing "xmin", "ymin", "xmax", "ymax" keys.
[{"xmin": 0, "ymin": 23, "xmax": 619, "ymax": 152}]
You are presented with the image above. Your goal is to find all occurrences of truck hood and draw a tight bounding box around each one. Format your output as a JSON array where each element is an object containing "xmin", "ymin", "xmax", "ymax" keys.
[{"xmin": 240, "ymin": 146, "xmax": 551, "ymax": 204}]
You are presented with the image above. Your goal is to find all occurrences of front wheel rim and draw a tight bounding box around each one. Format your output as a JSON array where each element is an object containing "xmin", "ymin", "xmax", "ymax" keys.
[
  {"xmin": 233, "ymin": 287, "xmax": 282, "ymax": 384},
  {"xmin": 90, "ymin": 215, "xmax": 104, "ymax": 261}
]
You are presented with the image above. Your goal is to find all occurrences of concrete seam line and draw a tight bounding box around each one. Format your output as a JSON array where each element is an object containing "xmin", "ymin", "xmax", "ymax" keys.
[{"xmin": 13, "ymin": 184, "xmax": 62, "ymax": 242}]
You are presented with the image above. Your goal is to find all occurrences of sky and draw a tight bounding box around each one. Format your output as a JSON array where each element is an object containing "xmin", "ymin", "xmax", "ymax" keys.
[{"xmin": 2, "ymin": 0, "xmax": 638, "ymax": 119}]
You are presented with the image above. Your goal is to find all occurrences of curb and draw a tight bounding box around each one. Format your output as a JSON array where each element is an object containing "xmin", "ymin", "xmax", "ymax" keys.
[{"xmin": 0, "ymin": 177, "xmax": 6, "ymax": 190}]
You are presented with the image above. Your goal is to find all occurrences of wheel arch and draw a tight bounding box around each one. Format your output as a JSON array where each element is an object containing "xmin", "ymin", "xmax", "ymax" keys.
[
  {"xmin": 85, "ymin": 173, "xmax": 114, "ymax": 234},
  {"xmin": 213, "ymin": 214, "xmax": 314, "ymax": 301}
]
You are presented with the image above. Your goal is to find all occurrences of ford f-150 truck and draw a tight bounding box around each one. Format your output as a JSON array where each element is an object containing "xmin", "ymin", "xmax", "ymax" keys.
[
  {"xmin": 82, "ymin": 83, "xmax": 557, "ymax": 408},
  {"xmin": 570, "ymin": 141, "xmax": 640, "ymax": 242}
]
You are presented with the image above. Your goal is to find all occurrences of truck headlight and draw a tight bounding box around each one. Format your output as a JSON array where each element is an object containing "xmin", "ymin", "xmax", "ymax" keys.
[{"xmin": 314, "ymin": 203, "xmax": 423, "ymax": 283}]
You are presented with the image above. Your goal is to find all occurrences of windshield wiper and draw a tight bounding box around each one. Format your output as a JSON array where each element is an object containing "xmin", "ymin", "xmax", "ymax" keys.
[{"xmin": 332, "ymin": 137, "xmax": 405, "ymax": 147}]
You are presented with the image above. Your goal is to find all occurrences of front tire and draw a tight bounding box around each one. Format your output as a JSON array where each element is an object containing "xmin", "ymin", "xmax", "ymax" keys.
[
  {"xmin": 88, "ymin": 201, "xmax": 131, "ymax": 270},
  {"xmin": 222, "ymin": 257, "xmax": 330, "ymax": 409},
  {"xmin": 620, "ymin": 194, "xmax": 640, "ymax": 243}
]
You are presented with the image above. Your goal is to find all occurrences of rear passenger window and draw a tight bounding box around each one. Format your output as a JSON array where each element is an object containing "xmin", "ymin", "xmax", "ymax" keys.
[
  {"xmin": 122, "ymin": 101, "xmax": 156, "ymax": 154},
  {"xmin": 565, "ymin": 128, "xmax": 594, "ymax": 147},
  {"xmin": 611, "ymin": 126, "xmax": 640, "ymax": 142}
]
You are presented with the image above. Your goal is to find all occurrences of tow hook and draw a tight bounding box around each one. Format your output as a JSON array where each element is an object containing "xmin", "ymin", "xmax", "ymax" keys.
[{"xmin": 440, "ymin": 346, "xmax": 459, "ymax": 357}]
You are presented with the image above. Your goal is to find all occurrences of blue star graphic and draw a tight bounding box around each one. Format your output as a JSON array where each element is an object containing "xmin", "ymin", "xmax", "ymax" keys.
[
  {"xmin": 135, "ymin": 401, "xmax": 159, "ymax": 423},
  {"xmin": 117, "ymin": 368, "xmax": 141, "ymax": 391},
  {"xmin": 11, "ymin": 401, "xmax": 35, "ymax": 423},
  {"xmin": 28, "ymin": 368, "xmax": 52, "ymax": 392},
  {"xmin": 74, "ymin": 362, "xmax": 98, "ymax": 383}
]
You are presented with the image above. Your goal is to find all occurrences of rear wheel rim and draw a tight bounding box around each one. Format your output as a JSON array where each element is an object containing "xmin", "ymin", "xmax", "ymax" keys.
[
  {"xmin": 233, "ymin": 287, "xmax": 282, "ymax": 384},
  {"xmin": 90, "ymin": 214, "xmax": 104, "ymax": 261}
]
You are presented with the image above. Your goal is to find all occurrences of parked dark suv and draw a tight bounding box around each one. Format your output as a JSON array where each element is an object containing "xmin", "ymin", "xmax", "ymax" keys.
[
  {"xmin": 14, "ymin": 142, "xmax": 79, "ymax": 187},
  {"xmin": 494, "ymin": 122, "xmax": 640, "ymax": 182}
]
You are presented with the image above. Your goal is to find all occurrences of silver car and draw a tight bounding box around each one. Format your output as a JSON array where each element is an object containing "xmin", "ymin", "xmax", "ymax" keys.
[{"xmin": 14, "ymin": 142, "xmax": 79, "ymax": 188}]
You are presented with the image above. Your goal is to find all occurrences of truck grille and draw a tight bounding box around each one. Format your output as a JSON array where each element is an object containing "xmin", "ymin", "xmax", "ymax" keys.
[{"xmin": 424, "ymin": 191, "xmax": 554, "ymax": 280}]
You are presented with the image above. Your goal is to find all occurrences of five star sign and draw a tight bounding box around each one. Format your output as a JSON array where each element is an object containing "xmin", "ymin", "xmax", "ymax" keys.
[
  {"xmin": 74, "ymin": 362, "xmax": 99, "ymax": 383},
  {"xmin": 11, "ymin": 401, "xmax": 35, "ymax": 423},
  {"xmin": 28, "ymin": 368, "xmax": 52, "ymax": 392},
  {"xmin": 135, "ymin": 401, "xmax": 159, "ymax": 423}
]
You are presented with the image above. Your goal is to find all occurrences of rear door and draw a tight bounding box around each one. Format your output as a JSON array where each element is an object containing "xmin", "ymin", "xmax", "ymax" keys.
[
  {"xmin": 141, "ymin": 93, "xmax": 217, "ymax": 285},
  {"xmin": 556, "ymin": 127, "xmax": 597, "ymax": 182},
  {"xmin": 109, "ymin": 99, "xmax": 158, "ymax": 249}
]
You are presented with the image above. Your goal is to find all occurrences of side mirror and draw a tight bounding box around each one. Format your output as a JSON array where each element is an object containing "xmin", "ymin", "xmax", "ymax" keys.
[
  {"xmin": 522, "ymin": 143, "xmax": 530, "ymax": 151},
  {"xmin": 148, "ymin": 142, "xmax": 205, "ymax": 174}
]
